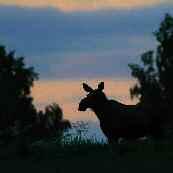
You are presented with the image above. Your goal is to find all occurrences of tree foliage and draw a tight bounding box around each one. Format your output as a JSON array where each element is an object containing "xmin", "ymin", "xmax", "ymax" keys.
[
  {"xmin": 45, "ymin": 103, "xmax": 63, "ymax": 122},
  {"xmin": 129, "ymin": 14, "xmax": 173, "ymax": 107},
  {"xmin": 44, "ymin": 103, "xmax": 71, "ymax": 131},
  {"xmin": 0, "ymin": 46, "xmax": 38, "ymax": 129}
]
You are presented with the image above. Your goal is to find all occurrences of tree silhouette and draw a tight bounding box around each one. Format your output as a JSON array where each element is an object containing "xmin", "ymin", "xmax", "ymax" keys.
[
  {"xmin": 129, "ymin": 14, "xmax": 173, "ymax": 135},
  {"xmin": 44, "ymin": 103, "xmax": 71, "ymax": 135},
  {"xmin": 129, "ymin": 14, "xmax": 173, "ymax": 107},
  {"xmin": 0, "ymin": 45, "xmax": 38, "ymax": 130},
  {"xmin": 45, "ymin": 103, "xmax": 63, "ymax": 123}
]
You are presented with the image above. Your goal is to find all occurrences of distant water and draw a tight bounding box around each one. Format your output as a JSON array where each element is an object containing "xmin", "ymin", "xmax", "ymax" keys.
[{"xmin": 65, "ymin": 121, "xmax": 107, "ymax": 143}]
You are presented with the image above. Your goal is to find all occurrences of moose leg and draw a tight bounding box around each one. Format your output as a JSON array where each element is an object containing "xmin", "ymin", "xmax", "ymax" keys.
[
  {"xmin": 118, "ymin": 138, "xmax": 130, "ymax": 156},
  {"xmin": 108, "ymin": 137, "xmax": 120, "ymax": 156},
  {"xmin": 108, "ymin": 137, "xmax": 128, "ymax": 156}
]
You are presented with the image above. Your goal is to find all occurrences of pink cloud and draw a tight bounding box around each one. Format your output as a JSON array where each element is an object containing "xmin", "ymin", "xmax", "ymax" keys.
[{"xmin": 0, "ymin": 0, "xmax": 171, "ymax": 12}]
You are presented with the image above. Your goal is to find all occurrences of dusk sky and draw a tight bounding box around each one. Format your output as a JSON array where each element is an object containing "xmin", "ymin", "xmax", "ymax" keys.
[{"xmin": 0, "ymin": 0, "xmax": 173, "ymax": 122}]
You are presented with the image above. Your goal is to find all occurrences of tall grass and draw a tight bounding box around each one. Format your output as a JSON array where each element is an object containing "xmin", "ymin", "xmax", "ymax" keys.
[
  {"xmin": 1, "ymin": 122, "xmax": 173, "ymax": 173},
  {"xmin": 1, "ymin": 120, "xmax": 173, "ymax": 160}
]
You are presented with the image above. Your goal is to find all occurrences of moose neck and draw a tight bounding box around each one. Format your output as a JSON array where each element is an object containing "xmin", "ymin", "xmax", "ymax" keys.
[{"xmin": 91, "ymin": 99, "xmax": 109, "ymax": 121}]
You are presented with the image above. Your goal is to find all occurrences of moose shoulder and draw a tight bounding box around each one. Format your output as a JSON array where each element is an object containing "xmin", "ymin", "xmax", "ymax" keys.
[{"xmin": 78, "ymin": 82, "xmax": 161, "ymax": 143}]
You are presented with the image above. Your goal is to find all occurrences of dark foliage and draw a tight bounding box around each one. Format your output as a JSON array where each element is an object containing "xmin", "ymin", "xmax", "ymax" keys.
[
  {"xmin": 129, "ymin": 14, "xmax": 173, "ymax": 135},
  {"xmin": 0, "ymin": 46, "xmax": 72, "ymax": 157},
  {"xmin": 129, "ymin": 14, "xmax": 173, "ymax": 104},
  {"xmin": 0, "ymin": 46, "xmax": 38, "ymax": 131},
  {"xmin": 30, "ymin": 103, "xmax": 71, "ymax": 140}
]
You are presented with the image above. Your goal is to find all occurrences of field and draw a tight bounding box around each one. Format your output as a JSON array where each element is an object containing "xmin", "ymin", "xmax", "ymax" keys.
[{"xmin": 1, "ymin": 135, "xmax": 173, "ymax": 173}]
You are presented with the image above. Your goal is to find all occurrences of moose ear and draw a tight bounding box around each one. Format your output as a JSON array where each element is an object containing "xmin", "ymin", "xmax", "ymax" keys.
[
  {"xmin": 98, "ymin": 82, "xmax": 104, "ymax": 90},
  {"xmin": 83, "ymin": 83, "xmax": 93, "ymax": 92}
]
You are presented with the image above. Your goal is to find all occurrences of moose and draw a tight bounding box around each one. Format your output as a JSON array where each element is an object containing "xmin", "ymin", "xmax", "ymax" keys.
[{"xmin": 78, "ymin": 82, "xmax": 163, "ymax": 143}]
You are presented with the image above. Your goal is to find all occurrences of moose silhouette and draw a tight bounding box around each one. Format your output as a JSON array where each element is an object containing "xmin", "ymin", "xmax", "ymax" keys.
[{"xmin": 78, "ymin": 82, "xmax": 162, "ymax": 143}]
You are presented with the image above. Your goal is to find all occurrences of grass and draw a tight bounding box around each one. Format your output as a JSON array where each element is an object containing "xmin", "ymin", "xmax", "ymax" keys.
[
  {"xmin": 1, "ymin": 127, "xmax": 173, "ymax": 173},
  {"xmin": 1, "ymin": 137, "xmax": 173, "ymax": 173}
]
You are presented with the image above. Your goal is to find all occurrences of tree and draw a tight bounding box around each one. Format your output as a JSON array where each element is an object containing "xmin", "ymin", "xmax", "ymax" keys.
[
  {"xmin": 155, "ymin": 14, "xmax": 173, "ymax": 104},
  {"xmin": 45, "ymin": 103, "xmax": 63, "ymax": 123},
  {"xmin": 0, "ymin": 45, "xmax": 38, "ymax": 130},
  {"xmin": 129, "ymin": 14, "xmax": 173, "ymax": 136},
  {"xmin": 129, "ymin": 14, "xmax": 173, "ymax": 107},
  {"xmin": 44, "ymin": 103, "xmax": 71, "ymax": 132}
]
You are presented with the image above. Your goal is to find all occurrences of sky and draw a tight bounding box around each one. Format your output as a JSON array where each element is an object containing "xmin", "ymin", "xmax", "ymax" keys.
[
  {"xmin": 0, "ymin": 0, "xmax": 172, "ymax": 11},
  {"xmin": 0, "ymin": 0, "xmax": 173, "ymax": 123}
]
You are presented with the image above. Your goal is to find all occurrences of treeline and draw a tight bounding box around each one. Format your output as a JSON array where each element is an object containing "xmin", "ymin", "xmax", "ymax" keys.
[
  {"xmin": 0, "ymin": 46, "xmax": 71, "ymax": 156},
  {"xmin": 129, "ymin": 13, "xmax": 173, "ymax": 136}
]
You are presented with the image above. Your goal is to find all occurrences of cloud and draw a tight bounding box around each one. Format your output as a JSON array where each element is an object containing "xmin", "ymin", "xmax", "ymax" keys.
[
  {"xmin": 0, "ymin": 0, "xmax": 172, "ymax": 12},
  {"xmin": 0, "ymin": 5, "xmax": 173, "ymax": 79}
]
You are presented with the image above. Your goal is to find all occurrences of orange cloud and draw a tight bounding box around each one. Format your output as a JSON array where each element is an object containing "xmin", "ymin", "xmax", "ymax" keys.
[
  {"xmin": 31, "ymin": 78, "xmax": 138, "ymax": 122},
  {"xmin": 0, "ymin": 0, "xmax": 171, "ymax": 11}
]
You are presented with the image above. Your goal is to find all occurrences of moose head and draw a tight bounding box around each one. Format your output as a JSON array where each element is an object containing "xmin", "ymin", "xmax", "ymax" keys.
[{"xmin": 78, "ymin": 82, "xmax": 107, "ymax": 111}]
